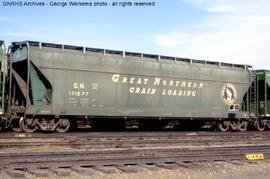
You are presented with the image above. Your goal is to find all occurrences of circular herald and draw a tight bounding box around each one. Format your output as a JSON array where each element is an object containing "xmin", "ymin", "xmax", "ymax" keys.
[{"xmin": 221, "ymin": 83, "xmax": 237, "ymax": 105}]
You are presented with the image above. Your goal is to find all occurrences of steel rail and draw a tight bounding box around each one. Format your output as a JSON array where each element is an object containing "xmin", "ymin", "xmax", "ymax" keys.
[
  {"xmin": 0, "ymin": 145, "xmax": 269, "ymax": 170},
  {"xmin": 1, "ymin": 131, "xmax": 270, "ymax": 138},
  {"xmin": 1, "ymin": 131, "xmax": 270, "ymax": 148}
]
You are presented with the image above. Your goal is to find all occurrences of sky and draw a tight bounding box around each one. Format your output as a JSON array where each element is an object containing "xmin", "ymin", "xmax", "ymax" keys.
[{"xmin": 0, "ymin": 0, "xmax": 270, "ymax": 69}]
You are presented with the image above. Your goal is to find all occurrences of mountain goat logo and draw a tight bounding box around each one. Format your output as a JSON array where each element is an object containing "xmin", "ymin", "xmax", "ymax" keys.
[{"xmin": 221, "ymin": 83, "xmax": 237, "ymax": 105}]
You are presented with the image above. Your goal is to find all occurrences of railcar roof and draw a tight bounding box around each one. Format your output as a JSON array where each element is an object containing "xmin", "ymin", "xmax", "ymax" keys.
[
  {"xmin": 256, "ymin": 70, "xmax": 270, "ymax": 72},
  {"xmin": 12, "ymin": 40, "xmax": 253, "ymax": 71}
]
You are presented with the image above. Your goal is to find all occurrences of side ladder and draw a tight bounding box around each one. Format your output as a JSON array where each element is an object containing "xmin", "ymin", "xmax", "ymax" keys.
[{"xmin": 248, "ymin": 67, "xmax": 257, "ymax": 116}]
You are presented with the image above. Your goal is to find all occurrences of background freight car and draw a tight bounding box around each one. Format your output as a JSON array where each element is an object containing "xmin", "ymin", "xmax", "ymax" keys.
[{"xmin": 0, "ymin": 41, "xmax": 6, "ymax": 115}]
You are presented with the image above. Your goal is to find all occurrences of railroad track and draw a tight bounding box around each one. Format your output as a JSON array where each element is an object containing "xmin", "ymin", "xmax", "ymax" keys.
[
  {"xmin": 0, "ymin": 131, "xmax": 270, "ymax": 177},
  {"xmin": 0, "ymin": 145, "xmax": 269, "ymax": 178},
  {"xmin": 0, "ymin": 131, "xmax": 270, "ymax": 149}
]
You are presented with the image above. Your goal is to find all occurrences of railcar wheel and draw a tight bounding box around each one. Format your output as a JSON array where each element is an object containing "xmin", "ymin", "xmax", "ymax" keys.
[
  {"xmin": 267, "ymin": 122, "xmax": 270, "ymax": 130},
  {"xmin": 56, "ymin": 119, "xmax": 70, "ymax": 133},
  {"xmin": 19, "ymin": 118, "xmax": 37, "ymax": 133},
  {"xmin": 239, "ymin": 121, "xmax": 248, "ymax": 132},
  {"xmin": 11, "ymin": 121, "xmax": 22, "ymax": 132},
  {"xmin": 256, "ymin": 120, "xmax": 267, "ymax": 131},
  {"xmin": 218, "ymin": 121, "xmax": 230, "ymax": 132},
  {"xmin": 12, "ymin": 127, "xmax": 22, "ymax": 132},
  {"xmin": 10, "ymin": 118, "xmax": 22, "ymax": 132}
]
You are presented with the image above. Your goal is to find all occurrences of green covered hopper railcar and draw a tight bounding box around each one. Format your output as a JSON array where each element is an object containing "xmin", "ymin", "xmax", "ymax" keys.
[
  {"xmin": 7, "ymin": 41, "xmax": 255, "ymax": 132},
  {"xmin": 254, "ymin": 70, "xmax": 270, "ymax": 130}
]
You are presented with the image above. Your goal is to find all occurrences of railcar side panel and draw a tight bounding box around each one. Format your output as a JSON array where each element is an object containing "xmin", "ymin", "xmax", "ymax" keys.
[{"xmin": 13, "ymin": 44, "xmax": 253, "ymax": 119}]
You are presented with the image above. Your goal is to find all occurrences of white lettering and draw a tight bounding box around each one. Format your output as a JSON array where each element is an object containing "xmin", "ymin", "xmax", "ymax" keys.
[
  {"xmin": 112, "ymin": 74, "xmax": 120, "ymax": 83},
  {"xmin": 122, "ymin": 77, "xmax": 128, "ymax": 83},
  {"xmin": 162, "ymin": 89, "xmax": 166, "ymax": 95},
  {"xmin": 151, "ymin": 89, "xmax": 157, "ymax": 94},
  {"xmin": 137, "ymin": 78, "xmax": 142, "ymax": 84},
  {"xmin": 143, "ymin": 78, "xmax": 149, "ymax": 85},
  {"xmin": 199, "ymin": 83, "xmax": 204, "ymax": 88},
  {"xmin": 130, "ymin": 78, "xmax": 135, "ymax": 84},
  {"xmin": 154, "ymin": 78, "xmax": 161, "ymax": 85},
  {"xmin": 162, "ymin": 80, "xmax": 167, "ymax": 86},
  {"xmin": 181, "ymin": 81, "xmax": 186, "ymax": 87},
  {"xmin": 141, "ymin": 88, "xmax": 146, "ymax": 94},
  {"xmin": 129, "ymin": 87, "xmax": 135, "ymax": 93},
  {"xmin": 135, "ymin": 88, "xmax": 140, "ymax": 93}
]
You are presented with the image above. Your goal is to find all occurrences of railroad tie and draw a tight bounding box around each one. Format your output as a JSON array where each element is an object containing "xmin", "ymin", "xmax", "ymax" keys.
[
  {"xmin": 140, "ymin": 163, "xmax": 160, "ymax": 171},
  {"xmin": 156, "ymin": 163, "xmax": 178, "ymax": 170},
  {"xmin": 49, "ymin": 168, "xmax": 71, "ymax": 177},
  {"xmin": 116, "ymin": 164, "xmax": 140, "ymax": 173},
  {"xmin": 93, "ymin": 166, "xmax": 118, "ymax": 174},
  {"xmin": 27, "ymin": 169, "xmax": 50, "ymax": 177},
  {"xmin": 71, "ymin": 165, "xmax": 97, "ymax": 175},
  {"xmin": 5, "ymin": 169, "xmax": 26, "ymax": 178}
]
